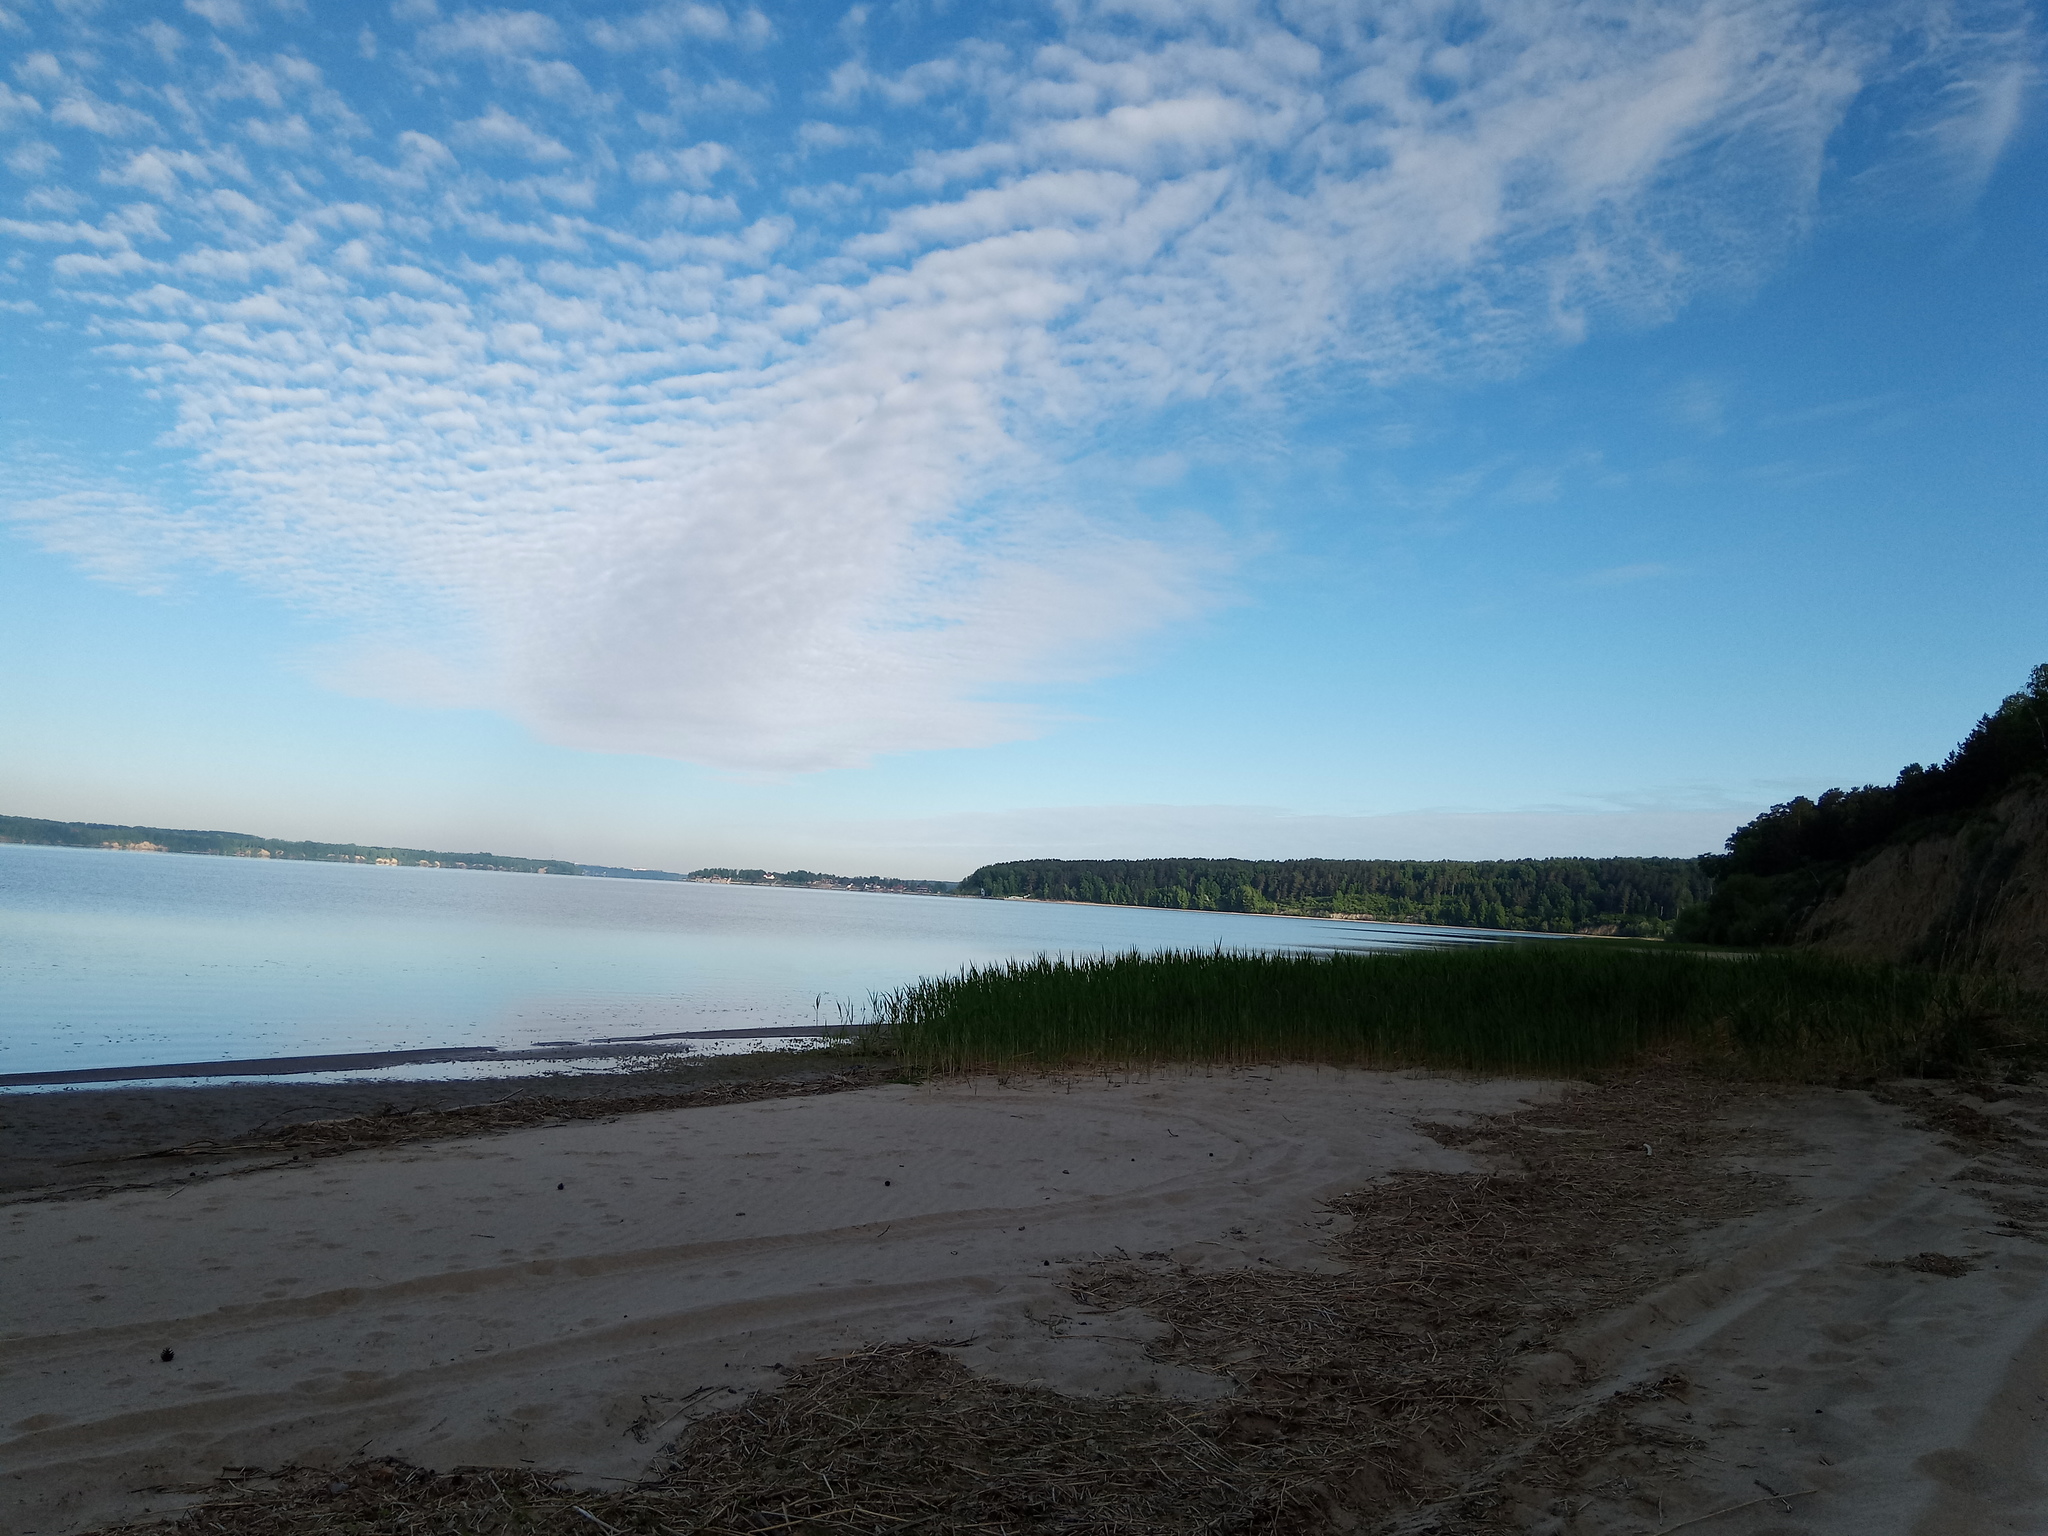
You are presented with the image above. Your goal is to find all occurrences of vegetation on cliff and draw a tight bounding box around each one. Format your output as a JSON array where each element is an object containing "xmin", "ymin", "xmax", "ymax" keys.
[
  {"xmin": 1678, "ymin": 664, "xmax": 2048, "ymax": 946},
  {"xmin": 960, "ymin": 857, "xmax": 1708, "ymax": 936}
]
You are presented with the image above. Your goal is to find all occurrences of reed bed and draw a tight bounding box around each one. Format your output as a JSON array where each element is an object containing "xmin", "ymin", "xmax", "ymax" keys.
[{"xmin": 865, "ymin": 942, "xmax": 2027, "ymax": 1078}]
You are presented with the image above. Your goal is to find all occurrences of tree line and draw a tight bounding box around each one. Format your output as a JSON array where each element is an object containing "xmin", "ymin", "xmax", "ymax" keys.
[{"xmin": 961, "ymin": 857, "xmax": 1711, "ymax": 936}]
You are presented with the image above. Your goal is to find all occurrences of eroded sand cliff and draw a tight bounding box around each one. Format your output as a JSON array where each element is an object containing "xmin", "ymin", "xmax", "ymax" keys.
[{"xmin": 1803, "ymin": 781, "xmax": 2048, "ymax": 990}]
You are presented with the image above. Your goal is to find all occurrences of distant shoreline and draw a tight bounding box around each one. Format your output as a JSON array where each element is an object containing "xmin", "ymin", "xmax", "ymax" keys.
[
  {"xmin": 686, "ymin": 867, "xmax": 961, "ymax": 896},
  {"xmin": 966, "ymin": 892, "xmax": 1522, "ymax": 937},
  {"xmin": 0, "ymin": 813, "xmax": 579, "ymax": 876}
]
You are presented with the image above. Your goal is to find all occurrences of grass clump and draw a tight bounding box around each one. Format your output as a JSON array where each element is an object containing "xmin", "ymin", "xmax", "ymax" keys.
[{"xmin": 867, "ymin": 942, "xmax": 2034, "ymax": 1078}]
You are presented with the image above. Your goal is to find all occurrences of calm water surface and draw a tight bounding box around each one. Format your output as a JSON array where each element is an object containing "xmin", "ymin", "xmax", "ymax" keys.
[{"xmin": 0, "ymin": 844, "xmax": 1492, "ymax": 1082}]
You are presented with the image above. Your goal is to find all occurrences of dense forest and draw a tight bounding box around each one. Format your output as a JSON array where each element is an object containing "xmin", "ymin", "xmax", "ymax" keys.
[
  {"xmin": 1677, "ymin": 663, "xmax": 2048, "ymax": 944},
  {"xmin": 961, "ymin": 857, "xmax": 1710, "ymax": 936},
  {"xmin": 690, "ymin": 868, "xmax": 960, "ymax": 895},
  {"xmin": 0, "ymin": 814, "xmax": 581, "ymax": 875}
]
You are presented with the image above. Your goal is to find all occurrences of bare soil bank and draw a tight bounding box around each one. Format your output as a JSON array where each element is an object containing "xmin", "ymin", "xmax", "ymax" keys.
[{"xmin": 1805, "ymin": 780, "xmax": 2048, "ymax": 989}]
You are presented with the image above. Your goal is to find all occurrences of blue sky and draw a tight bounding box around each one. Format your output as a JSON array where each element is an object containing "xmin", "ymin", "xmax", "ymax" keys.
[{"xmin": 1, "ymin": 0, "xmax": 2042, "ymax": 877}]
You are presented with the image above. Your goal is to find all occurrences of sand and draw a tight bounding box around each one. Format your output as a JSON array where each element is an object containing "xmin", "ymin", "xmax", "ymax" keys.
[
  {"xmin": 0, "ymin": 1051, "xmax": 852, "ymax": 1197},
  {"xmin": 1532, "ymin": 1083, "xmax": 2048, "ymax": 1535},
  {"xmin": 3, "ymin": 1067, "xmax": 2046, "ymax": 1535}
]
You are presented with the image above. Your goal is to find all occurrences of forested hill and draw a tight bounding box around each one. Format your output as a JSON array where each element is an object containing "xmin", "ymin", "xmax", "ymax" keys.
[
  {"xmin": 1678, "ymin": 663, "xmax": 2048, "ymax": 945},
  {"xmin": 0, "ymin": 814, "xmax": 580, "ymax": 875},
  {"xmin": 962, "ymin": 858, "xmax": 1710, "ymax": 937}
]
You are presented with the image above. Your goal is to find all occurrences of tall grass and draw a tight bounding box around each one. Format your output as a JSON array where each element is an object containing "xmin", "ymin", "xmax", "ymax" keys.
[{"xmin": 865, "ymin": 943, "xmax": 2032, "ymax": 1078}]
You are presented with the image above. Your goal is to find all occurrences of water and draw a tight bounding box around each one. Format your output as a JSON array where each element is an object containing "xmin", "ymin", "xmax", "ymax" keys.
[{"xmin": 0, "ymin": 843, "xmax": 1494, "ymax": 1086}]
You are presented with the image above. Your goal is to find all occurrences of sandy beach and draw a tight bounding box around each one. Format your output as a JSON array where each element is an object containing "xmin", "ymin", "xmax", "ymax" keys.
[
  {"xmin": 0, "ymin": 1052, "xmax": 868, "ymax": 1198},
  {"xmin": 4, "ymin": 1065, "xmax": 2047, "ymax": 1534}
]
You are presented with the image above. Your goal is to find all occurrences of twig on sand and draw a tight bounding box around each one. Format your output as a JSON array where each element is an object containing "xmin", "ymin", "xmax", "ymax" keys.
[{"xmin": 1654, "ymin": 1486, "xmax": 1817, "ymax": 1533}]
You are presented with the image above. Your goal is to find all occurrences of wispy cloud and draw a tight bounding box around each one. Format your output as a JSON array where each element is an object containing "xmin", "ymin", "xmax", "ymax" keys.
[{"xmin": 0, "ymin": 0, "xmax": 2032, "ymax": 770}]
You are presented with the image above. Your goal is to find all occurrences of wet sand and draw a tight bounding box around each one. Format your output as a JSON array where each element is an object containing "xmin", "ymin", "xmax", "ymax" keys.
[{"xmin": 0, "ymin": 1050, "xmax": 864, "ymax": 1197}]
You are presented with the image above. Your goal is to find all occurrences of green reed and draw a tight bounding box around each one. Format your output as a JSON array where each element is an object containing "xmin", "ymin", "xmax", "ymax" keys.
[{"xmin": 862, "ymin": 942, "xmax": 2032, "ymax": 1078}]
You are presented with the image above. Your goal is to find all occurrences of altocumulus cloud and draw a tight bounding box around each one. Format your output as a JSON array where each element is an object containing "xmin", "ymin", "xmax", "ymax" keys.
[{"xmin": 0, "ymin": 0, "xmax": 2030, "ymax": 770}]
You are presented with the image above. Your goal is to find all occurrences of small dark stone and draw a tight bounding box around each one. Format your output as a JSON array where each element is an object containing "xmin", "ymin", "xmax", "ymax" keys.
[{"xmin": 159, "ymin": 1348, "xmax": 174, "ymax": 1362}]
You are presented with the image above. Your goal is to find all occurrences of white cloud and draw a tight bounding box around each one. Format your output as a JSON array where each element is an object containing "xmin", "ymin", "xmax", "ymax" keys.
[
  {"xmin": 140, "ymin": 19, "xmax": 186, "ymax": 61},
  {"xmin": 651, "ymin": 70, "xmax": 771, "ymax": 114},
  {"xmin": 242, "ymin": 112, "xmax": 315, "ymax": 149},
  {"xmin": 3, "ymin": 0, "xmax": 2033, "ymax": 774},
  {"xmin": 1940, "ymin": 59, "xmax": 2031, "ymax": 180},
  {"xmin": 102, "ymin": 147, "xmax": 212, "ymax": 196},
  {"xmin": 52, "ymin": 248, "xmax": 149, "ymax": 277},
  {"xmin": 627, "ymin": 140, "xmax": 728, "ymax": 186},
  {"xmin": 587, "ymin": 2, "xmax": 734, "ymax": 51},
  {"xmin": 0, "ymin": 212, "xmax": 129, "ymax": 244},
  {"xmin": 849, "ymin": 168, "xmax": 1141, "ymax": 256},
  {"xmin": 419, "ymin": 8, "xmax": 564, "ymax": 57},
  {"xmin": 0, "ymin": 80, "xmax": 41, "ymax": 121},
  {"xmin": 22, "ymin": 184, "xmax": 85, "ymax": 212},
  {"xmin": 13, "ymin": 50, "xmax": 64, "ymax": 87},
  {"xmin": 393, "ymin": 128, "xmax": 456, "ymax": 173},
  {"xmin": 658, "ymin": 189, "xmax": 739, "ymax": 223},
  {"xmin": 183, "ymin": 0, "xmax": 249, "ymax": 30},
  {"xmin": 4, "ymin": 487, "xmax": 194, "ymax": 590},
  {"xmin": 451, "ymin": 104, "xmax": 572, "ymax": 160},
  {"xmin": 50, "ymin": 93, "xmax": 159, "ymax": 135},
  {"xmin": 5, "ymin": 138, "xmax": 57, "ymax": 175},
  {"xmin": 1883, "ymin": 21, "xmax": 2039, "ymax": 202},
  {"xmin": 794, "ymin": 118, "xmax": 871, "ymax": 152}
]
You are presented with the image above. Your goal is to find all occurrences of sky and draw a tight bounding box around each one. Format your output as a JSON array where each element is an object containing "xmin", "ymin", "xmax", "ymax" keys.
[{"xmin": 1, "ymin": 0, "xmax": 2042, "ymax": 878}]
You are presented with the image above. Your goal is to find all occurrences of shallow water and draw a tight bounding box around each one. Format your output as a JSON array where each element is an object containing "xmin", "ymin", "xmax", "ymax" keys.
[{"xmin": 0, "ymin": 843, "xmax": 1492, "ymax": 1082}]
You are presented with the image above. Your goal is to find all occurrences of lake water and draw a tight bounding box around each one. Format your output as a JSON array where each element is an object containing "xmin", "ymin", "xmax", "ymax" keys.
[{"xmin": 0, "ymin": 844, "xmax": 1494, "ymax": 1087}]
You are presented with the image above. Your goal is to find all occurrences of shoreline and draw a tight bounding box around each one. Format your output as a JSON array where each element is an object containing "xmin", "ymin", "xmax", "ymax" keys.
[
  {"xmin": 0, "ymin": 1028, "xmax": 853, "ymax": 1091},
  {"xmin": 0, "ymin": 1048, "xmax": 876, "ymax": 1197},
  {"xmin": 971, "ymin": 897, "xmax": 1676, "ymax": 949}
]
